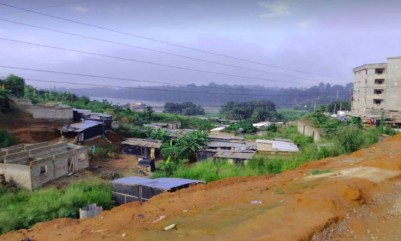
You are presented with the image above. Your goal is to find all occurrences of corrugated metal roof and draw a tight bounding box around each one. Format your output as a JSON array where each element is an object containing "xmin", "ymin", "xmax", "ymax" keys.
[
  {"xmin": 112, "ymin": 176, "xmax": 204, "ymax": 190},
  {"xmin": 208, "ymin": 141, "xmax": 246, "ymax": 149},
  {"xmin": 256, "ymin": 139, "xmax": 299, "ymax": 152},
  {"xmin": 63, "ymin": 120, "xmax": 103, "ymax": 132},
  {"xmin": 252, "ymin": 121, "xmax": 271, "ymax": 128},
  {"xmin": 121, "ymin": 138, "xmax": 162, "ymax": 148},
  {"xmin": 207, "ymin": 135, "xmax": 244, "ymax": 142},
  {"xmin": 213, "ymin": 151, "xmax": 255, "ymax": 160},
  {"xmin": 210, "ymin": 126, "xmax": 227, "ymax": 132}
]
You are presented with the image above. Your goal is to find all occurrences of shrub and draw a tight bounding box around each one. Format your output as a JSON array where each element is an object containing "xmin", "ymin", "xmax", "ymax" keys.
[{"xmin": 0, "ymin": 129, "xmax": 16, "ymax": 148}]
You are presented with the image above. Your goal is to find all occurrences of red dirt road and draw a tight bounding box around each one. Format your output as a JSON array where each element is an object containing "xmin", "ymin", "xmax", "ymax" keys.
[{"xmin": 3, "ymin": 135, "xmax": 401, "ymax": 241}]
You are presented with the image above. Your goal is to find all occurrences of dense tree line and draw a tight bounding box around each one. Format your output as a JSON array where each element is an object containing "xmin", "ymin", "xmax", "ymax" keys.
[
  {"xmin": 220, "ymin": 100, "xmax": 282, "ymax": 121},
  {"xmin": 164, "ymin": 102, "xmax": 205, "ymax": 115},
  {"xmin": 72, "ymin": 82, "xmax": 353, "ymax": 108}
]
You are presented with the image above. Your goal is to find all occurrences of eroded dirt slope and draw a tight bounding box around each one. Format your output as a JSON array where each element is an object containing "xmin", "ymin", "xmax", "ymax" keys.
[{"xmin": 3, "ymin": 134, "xmax": 401, "ymax": 241}]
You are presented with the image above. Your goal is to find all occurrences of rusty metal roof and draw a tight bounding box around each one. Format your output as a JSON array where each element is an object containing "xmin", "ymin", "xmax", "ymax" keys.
[{"xmin": 121, "ymin": 138, "xmax": 162, "ymax": 148}]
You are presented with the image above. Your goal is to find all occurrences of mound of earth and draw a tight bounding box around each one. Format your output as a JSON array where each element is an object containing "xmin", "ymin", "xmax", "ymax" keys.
[
  {"xmin": 0, "ymin": 112, "xmax": 67, "ymax": 143},
  {"xmin": 2, "ymin": 134, "xmax": 401, "ymax": 241}
]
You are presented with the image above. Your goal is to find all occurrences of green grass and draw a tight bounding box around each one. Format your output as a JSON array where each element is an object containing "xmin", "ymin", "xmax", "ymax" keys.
[
  {"xmin": 152, "ymin": 158, "xmax": 288, "ymax": 182},
  {"xmin": 0, "ymin": 180, "xmax": 114, "ymax": 235},
  {"xmin": 277, "ymin": 108, "xmax": 309, "ymax": 121}
]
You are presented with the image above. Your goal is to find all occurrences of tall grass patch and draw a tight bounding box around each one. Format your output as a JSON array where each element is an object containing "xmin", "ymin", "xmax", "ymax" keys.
[{"xmin": 0, "ymin": 180, "xmax": 113, "ymax": 235}]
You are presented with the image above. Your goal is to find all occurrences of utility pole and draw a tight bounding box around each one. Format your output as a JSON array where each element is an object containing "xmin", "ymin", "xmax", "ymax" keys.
[{"xmin": 333, "ymin": 102, "xmax": 337, "ymax": 114}]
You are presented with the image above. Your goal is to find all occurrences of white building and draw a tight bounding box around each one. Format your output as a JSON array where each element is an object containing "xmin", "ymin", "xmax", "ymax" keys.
[{"xmin": 352, "ymin": 56, "xmax": 401, "ymax": 123}]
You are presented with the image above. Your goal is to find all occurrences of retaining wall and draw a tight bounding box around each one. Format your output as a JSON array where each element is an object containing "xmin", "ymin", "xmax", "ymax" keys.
[
  {"xmin": 32, "ymin": 106, "xmax": 73, "ymax": 120},
  {"xmin": 297, "ymin": 120, "xmax": 322, "ymax": 142}
]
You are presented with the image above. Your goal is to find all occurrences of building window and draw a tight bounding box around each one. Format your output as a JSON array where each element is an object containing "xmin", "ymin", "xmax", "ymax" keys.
[
  {"xmin": 373, "ymin": 99, "xmax": 383, "ymax": 105},
  {"xmin": 375, "ymin": 68, "xmax": 385, "ymax": 75},
  {"xmin": 40, "ymin": 165, "xmax": 47, "ymax": 175},
  {"xmin": 374, "ymin": 89, "xmax": 384, "ymax": 94},
  {"xmin": 374, "ymin": 79, "xmax": 385, "ymax": 84}
]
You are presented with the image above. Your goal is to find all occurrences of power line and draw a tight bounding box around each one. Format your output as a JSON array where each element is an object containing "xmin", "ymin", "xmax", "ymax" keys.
[
  {"xmin": 0, "ymin": 18, "xmax": 351, "ymax": 83},
  {"xmin": 0, "ymin": 65, "xmax": 306, "ymax": 93},
  {"xmin": 0, "ymin": 66, "xmax": 351, "ymax": 101},
  {"xmin": 0, "ymin": 37, "xmax": 306, "ymax": 85},
  {"xmin": 0, "ymin": 0, "xmax": 93, "ymax": 15},
  {"xmin": 0, "ymin": 1, "xmax": 349, "ymax": 81}
]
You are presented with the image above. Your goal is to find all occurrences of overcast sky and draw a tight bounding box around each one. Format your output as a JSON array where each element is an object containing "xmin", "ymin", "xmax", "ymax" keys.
[{"xmin": 0, "ymin": 0, "xmax": 401, "ymax": 90}]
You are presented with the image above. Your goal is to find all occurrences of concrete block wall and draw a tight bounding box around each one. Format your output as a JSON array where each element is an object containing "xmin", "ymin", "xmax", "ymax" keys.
[
  {"xmin": 53, "ymin": 151, "xmax": 72, "ymax": 178},
  {"xmin": 73, "ymin": 147, "xmax": 89, "ymax": 171},
  {"xmin": 3, "ymin": 145, "xmax": 25, "ymax": 155},
  {"xmin": 297, "ymin": 120, "xmax": 321, "ymax": 142},
  {"xmin": 51, "ymin": 142, "xmax": 68, "ymax": 154},
  {"xmin": 4, "ymin": 151, "xmax": 30, "ymax": 165},
  {"xmin": 32, "ymin": 106, "xmax": 73, "ymax": 120},
  {"xmin": 29, "ymin": 146, "xmax": 51, "ymax": 158},
  {"xmin": 25, "ymin": 142, "xmax": 49, "ymax": 151},
  {"xmin": 30, "ymin": 156, "xmax": 55, "ymax": 189},
  {"xmin": 0, "ymin": 163, "xmax": 32, "ymax": 190}
]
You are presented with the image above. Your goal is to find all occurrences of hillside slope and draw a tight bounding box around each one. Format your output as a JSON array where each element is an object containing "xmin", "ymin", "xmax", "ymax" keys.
[{"xmin": 2, "ymin": 134, "xmax": 401, "ymax": 241}]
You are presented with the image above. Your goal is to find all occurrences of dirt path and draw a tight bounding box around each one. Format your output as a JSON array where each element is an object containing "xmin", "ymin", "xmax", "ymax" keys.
[{"xmin": 2, "ymin": 135, "xmax": 401, "ymax": 241}]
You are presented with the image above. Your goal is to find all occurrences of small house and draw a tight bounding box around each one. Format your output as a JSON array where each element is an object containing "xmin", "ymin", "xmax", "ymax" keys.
[
  {"xmin": 73, "ymin": 109, "xmax": 113, "ymax": 130},
  {"xmin": 61, "ymin": 120, "xmax": 104, "ymax": 143},
  {"xmin": 111, "ymin": 176, "xmax": 204, "ymax": 205},
  {"xmin": 213, "ymin": 150, "xmax": 255, "ymax": 165},
  {"xmin": 256, "ymin": 139, "xmax": 299, "ymax": 157},
  {"xmin": 121, "ymin": 138, "xmax": 162, "ymax": 159},
  {"xmin": 130, "ymin": 102, "xmax": 147, "ymax": 112},
  {"xmin": 88, "ymin": 113, "xmax": 113, "ymax": 130},
  {"xmin": 73, "ymin": 109, "xmax": 92, "ymax": 122}
]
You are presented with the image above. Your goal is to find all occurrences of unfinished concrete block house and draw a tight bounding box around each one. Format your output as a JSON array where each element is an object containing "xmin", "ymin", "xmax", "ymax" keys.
[{"xmin": 0, "ymin": 142, "xmax": 89, "ymax": 190}]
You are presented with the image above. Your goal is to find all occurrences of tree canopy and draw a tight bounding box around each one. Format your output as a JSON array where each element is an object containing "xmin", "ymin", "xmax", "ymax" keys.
[
  {"xmin": 164, "ymin": 102, "xmax": 205, "ymax": 115},
  {"xmin": 2, "ymin": 75, "xmax": 25, "ymax": 98},
  {"xmin": 220, "ymin": 100, "xmax": 282, "ymax": 122}
]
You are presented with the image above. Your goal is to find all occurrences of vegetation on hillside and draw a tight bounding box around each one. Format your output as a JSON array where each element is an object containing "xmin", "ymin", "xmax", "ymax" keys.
[
  {"xmin": 0, "ymin": 181, "xmax": 113, "ymax": 235},
  {"xmin": 71, "ymin": 82, "xmax": 353, "ymax": 108}
]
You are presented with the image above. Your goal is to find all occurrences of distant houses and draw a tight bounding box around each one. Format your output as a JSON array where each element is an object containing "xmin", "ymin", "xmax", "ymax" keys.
[
  {"xmin": 130, "ymin": 102, "xmax": 147, "ymax": 112},
  {"xmin": 121, "ymin": 138, "xmax": 162, "ymax": 159},
  {"xmin": 73, "ymin": 109, "xmax": 113, "ymax": 130},
  {"xmin": 61, "ymin": 109, "xmax": 114, "ymax": 143}
]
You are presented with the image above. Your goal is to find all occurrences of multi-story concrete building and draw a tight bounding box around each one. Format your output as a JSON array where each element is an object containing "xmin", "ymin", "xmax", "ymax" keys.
[{"xmin": 352, "ymin": 56, "xmax": 401, "ymax": 124}]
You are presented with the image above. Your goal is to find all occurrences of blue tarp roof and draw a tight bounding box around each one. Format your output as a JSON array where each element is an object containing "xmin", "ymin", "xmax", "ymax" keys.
[{"xmin": 112, "ymin": 176, "xmax": 204, "ymax": 190}]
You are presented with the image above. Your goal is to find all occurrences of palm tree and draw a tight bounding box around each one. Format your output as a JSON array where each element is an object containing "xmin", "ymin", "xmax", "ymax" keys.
[{"xmin": 176, "ymin": 131, "xmax": 207, "ymax": 163}]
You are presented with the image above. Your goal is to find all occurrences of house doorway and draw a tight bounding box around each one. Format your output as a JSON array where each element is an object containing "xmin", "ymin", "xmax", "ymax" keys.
[{"xmin": 68, "ymin": 157, "xmax": 74, "ymax": 174}]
